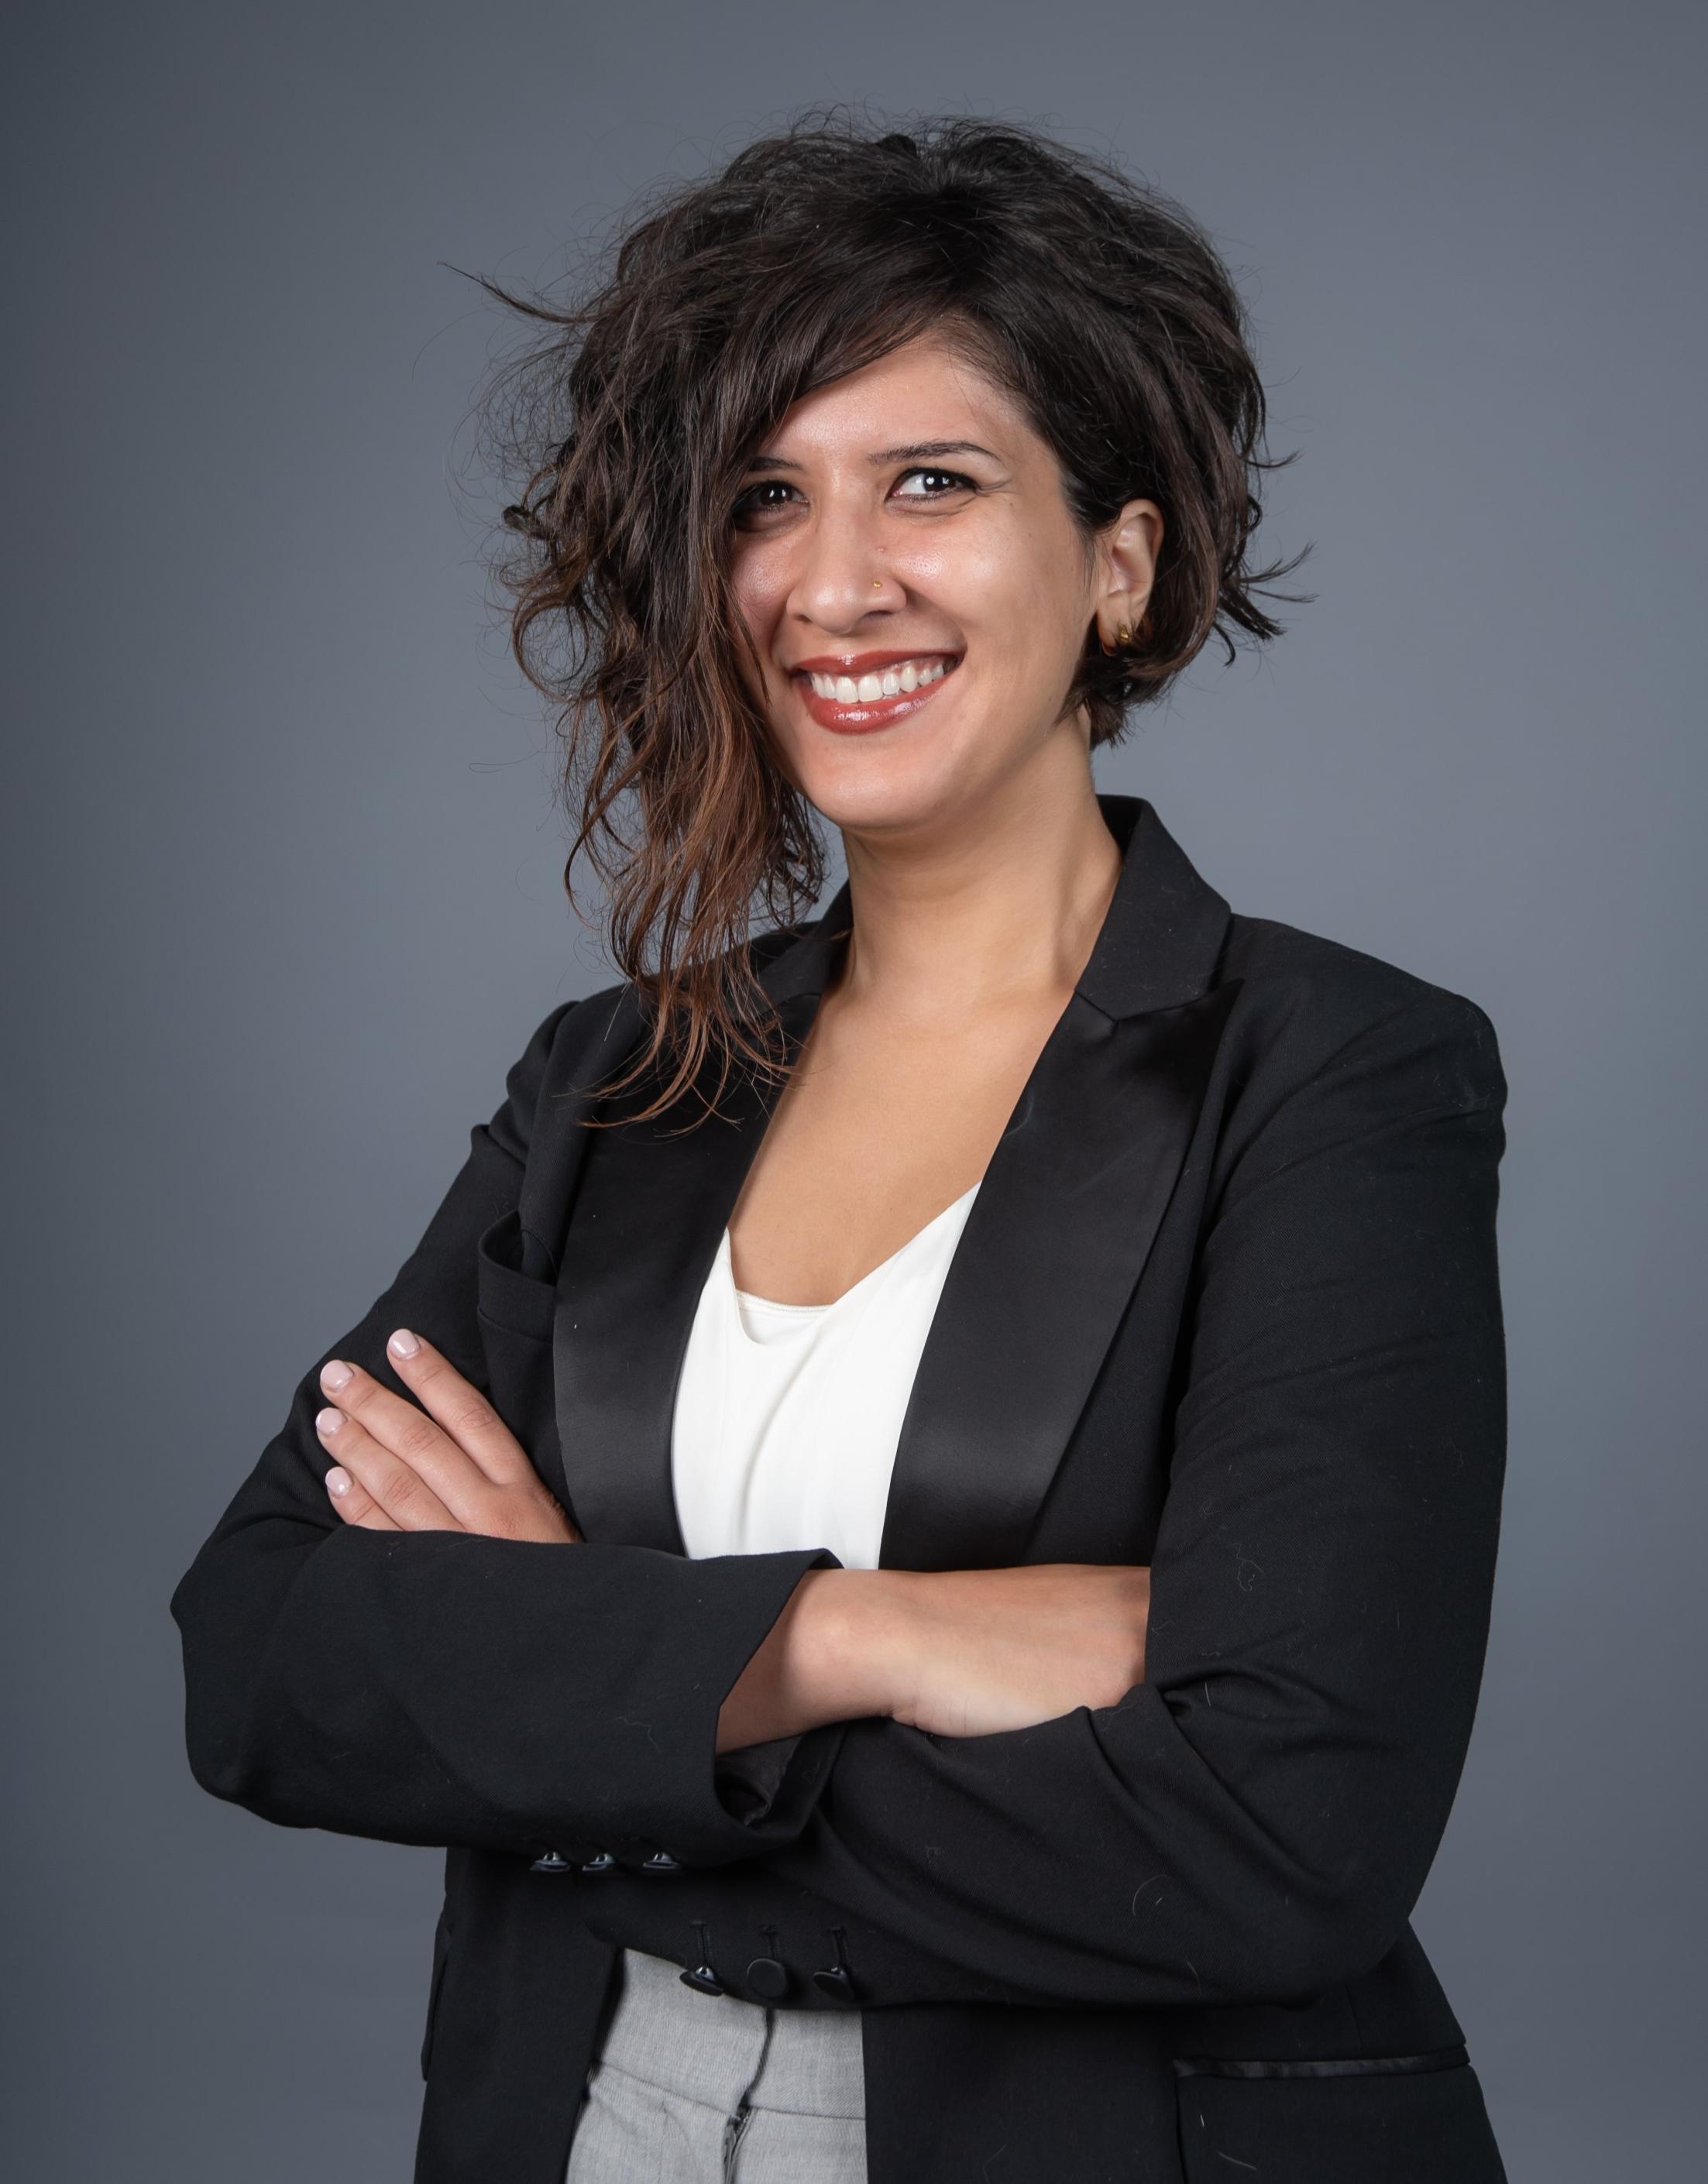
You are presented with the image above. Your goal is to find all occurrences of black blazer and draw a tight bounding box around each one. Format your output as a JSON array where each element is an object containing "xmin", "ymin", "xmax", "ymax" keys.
[{"xmin": 170, "ymin": 795, "xmax": 1510, "ymax": 2183}]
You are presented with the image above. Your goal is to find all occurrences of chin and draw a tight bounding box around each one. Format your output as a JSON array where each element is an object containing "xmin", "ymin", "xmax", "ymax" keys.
[{"xmin": 791, "ymin": 743, "xmax": 986, "ymax": 842}]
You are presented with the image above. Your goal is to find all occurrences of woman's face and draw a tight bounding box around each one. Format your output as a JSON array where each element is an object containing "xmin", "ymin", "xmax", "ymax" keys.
[{"xmin": 726, "ymin": 330, "xmax": 1162, "ymax": 843}]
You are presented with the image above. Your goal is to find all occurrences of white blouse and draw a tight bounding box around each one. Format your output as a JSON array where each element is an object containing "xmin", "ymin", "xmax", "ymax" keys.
[
  {"xmin": 584, "ymin": 1183, "xmax": 982, "ymax": 2151},
  {"xmin": 671, "ymin": 1180, "xmax": 982, "ymax": 1571}
]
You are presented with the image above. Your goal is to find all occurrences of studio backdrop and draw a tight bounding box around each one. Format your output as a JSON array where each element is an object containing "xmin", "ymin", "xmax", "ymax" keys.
[{"xmin": 3, "ymin": 5, "xmax": 1703, "ymax": 2181}]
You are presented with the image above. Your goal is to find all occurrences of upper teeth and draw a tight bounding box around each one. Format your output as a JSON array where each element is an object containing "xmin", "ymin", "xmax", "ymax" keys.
[{"xmin": 806, "ymin": 658, "xmax": 952, "ymax": 703}]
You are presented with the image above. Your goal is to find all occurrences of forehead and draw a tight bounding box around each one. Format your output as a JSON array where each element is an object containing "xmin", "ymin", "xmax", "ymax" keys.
[{"xmin": 761, "ymin": 331, "xmax": 1036, "ymax": 458}]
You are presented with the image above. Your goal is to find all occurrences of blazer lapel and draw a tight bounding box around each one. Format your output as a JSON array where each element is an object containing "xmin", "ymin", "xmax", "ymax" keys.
[
  {"xmin": 550, "ymin": 794, "xmax": 1235, "ymax": 1571},
  {"xmin": 878, "ymin": 795, "xmax": 1236, "ymax": 1571},
  {"xmin": 551, "ymin": 898, "xmax": 853, "ymax": 1550}
]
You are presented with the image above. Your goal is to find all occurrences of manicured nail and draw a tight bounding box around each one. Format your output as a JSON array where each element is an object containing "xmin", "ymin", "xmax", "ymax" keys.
[
  {"xmin": 325, "ymin": 1467, "xmax": 351, "ymax": 1496},
  {"xmin": 320, "ymin": 1359, "xmax": 353, "ymax": 1392},
  {"xmin": 315, "ymin": 1406, "xmax": 345, "ymax": 1436},
  {"xmin": 388, "ymin": 1328, "xmax": 421, "ymax": 1359}
]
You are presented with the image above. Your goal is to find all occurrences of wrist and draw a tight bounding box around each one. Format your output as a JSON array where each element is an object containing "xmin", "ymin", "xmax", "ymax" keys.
[{"xmin": 789, "ymin": 1567, "xmax": 923, "ymax": 1726}]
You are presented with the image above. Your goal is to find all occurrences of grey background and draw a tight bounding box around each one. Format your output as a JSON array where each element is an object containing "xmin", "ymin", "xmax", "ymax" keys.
[{"xmin": 5, "ymin": 2, "xmax": 1702, "ymax": 2177}]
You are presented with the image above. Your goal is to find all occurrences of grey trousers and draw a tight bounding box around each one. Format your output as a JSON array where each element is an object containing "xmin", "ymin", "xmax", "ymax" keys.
[{"xmin": 564, "ymin": 1946, "xmax": 868, "ymax": 2183}]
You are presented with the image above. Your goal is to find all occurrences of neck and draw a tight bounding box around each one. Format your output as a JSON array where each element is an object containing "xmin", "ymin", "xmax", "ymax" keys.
[{"xmin": 833, "ymin": 750, "xmax": 1123, "ymax": 1026}]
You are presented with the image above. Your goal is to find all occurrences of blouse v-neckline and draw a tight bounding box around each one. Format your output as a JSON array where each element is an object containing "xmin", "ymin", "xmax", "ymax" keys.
[{"xmin": 726, "ymin": 1179, "xmax": 984, "ymax": 1329}]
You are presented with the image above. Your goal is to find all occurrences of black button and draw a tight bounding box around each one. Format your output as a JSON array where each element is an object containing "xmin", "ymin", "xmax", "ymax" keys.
[
  {"xmin": 641, "ymin": 1850, "xmax": 682, "ymax": 1873},
  {"xmin": 810, "ymin": 1965, "xmax": 859, "ymax": 2003},
  {"xmin": 746, "ymin": 1956, "xmax": 790, "ymax": 2000},
  {"xmin": 529, "ymin": 1849, "xmax": 572, "ymax": 1874},
  {"xmin": 679, "ymin": 1963, "xmax": 727, "ymax": 1996},
  {"xmin": 579, "ymin": 1850, "xmax": 618, "ymax": 1875}
]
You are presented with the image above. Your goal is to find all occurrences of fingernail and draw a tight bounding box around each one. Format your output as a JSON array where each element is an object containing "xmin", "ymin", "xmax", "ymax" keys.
[
  {"xmin": 326, "ymin": 1467, "xmax": 351, "ymax": 1496},
  {"xmin": 388, "ymin": 1328, "xmax": 420, "ymax": 1359},
  {"xmin": 315, "ymin": 1406, "xmax": 345, "ymax": 1436},
  {"xmin": 320, "ymin": 1360, "xmax": 353, "ymax": 1392}
]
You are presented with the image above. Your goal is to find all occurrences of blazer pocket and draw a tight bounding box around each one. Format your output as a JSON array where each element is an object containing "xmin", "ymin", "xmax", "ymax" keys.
[
  {"xmin": 473, "ymin": 1209, "xmax": 572, "ymax": 1516},
  {"xmin": 475, "ymin": 1208, "xmax": 560, "ymax": 1344},
  {"xmin": 1174, "ymin": 2050, "xmax": 1506, "ymax": 2184},
  {"xmin": 419, "ymin": 1904, "xmax": 454, "ymax": 2082}
]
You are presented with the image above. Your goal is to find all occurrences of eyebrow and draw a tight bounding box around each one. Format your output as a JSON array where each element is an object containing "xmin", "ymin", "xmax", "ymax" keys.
[{"xmin": 742, "ymin": 439, "xmax": 1002, "ymax": 472}]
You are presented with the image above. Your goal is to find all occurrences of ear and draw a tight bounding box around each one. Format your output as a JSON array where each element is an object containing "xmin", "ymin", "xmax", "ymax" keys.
[{"xmin": 1091, "ymin": 498, "xmax": 1164, "ymax": 653}]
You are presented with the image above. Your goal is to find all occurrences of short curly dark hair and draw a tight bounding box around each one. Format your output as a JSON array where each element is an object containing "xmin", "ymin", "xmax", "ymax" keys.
[{"xmin": 482, "ymin": 109, "xmax": 1308, "ymax": 1119}]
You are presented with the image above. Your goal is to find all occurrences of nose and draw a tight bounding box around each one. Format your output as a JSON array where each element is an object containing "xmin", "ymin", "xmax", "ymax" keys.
[{"xmin": 785, "ymin": 495, "xmax": 898, "ymax": 633}]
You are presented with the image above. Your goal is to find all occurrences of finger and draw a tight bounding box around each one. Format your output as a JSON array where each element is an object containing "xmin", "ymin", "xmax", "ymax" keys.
[
  {"xmin": 318, "ymin": 1357, "xmax": 493, "ymax": 1516},
  {"xmin": 314, "ymin": 1405, "xmax": 463, "ymax": 1531},
  {"xmin": 381, "ymin": 1327, "xmax": 531, "ymax": 1485},
  {"xmin": 322, "ymin": 1461, "xmax": 400, "ymax": 1531}
]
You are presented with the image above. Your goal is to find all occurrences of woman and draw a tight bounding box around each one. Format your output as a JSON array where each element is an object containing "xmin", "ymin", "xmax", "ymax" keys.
[{"xmin": 170, "ymin": 117, "xmax": 1510, "ymax": 2183}]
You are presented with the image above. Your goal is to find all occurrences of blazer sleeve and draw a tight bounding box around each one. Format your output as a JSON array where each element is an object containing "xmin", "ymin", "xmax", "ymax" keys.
[
  {"xmin": 167, "ymin": 998, "xmax": 840, "ymax": 1868},
  {"xmin": 576, "ymin": 991, "xmax": 1510, "ymax": 2010}
]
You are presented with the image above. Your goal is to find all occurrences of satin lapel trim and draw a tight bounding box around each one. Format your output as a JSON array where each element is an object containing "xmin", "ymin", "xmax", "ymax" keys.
[
  {"xmin": 878, "ymin": 794, "xmax": 1238, "ymax": 1571},
  {"xmin": 552, "ymin": 917, "xmax": 847, "ymax": 1551},
  {"xmin": 879, "ymin": 980, "xmax": 1238, "ymax": 1571}
]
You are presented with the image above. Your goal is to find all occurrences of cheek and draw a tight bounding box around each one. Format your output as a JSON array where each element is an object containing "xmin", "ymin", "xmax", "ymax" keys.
[
  {"xmin": 922, "ymin": 510, "xmax": 1085, "ymax": 650},
  {"xmin": 728, "ymin": 538, "xmax": 788, "ymax": 638},
  {"xmin": 723, "ymin": 555, "xmax": 788, "ymax": 712}
]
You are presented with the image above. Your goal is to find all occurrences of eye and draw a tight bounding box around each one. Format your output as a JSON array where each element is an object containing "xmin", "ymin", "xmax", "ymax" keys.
[
  {"xmin": 891, "ymin": 467, "xmax": 976, "ymax": 500},
  {"xmin": 731, "ymin": 479, "xmax": 802, "ymax": 527}
]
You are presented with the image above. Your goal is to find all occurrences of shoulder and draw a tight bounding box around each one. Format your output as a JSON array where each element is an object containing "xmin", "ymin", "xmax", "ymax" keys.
[
  {"xmin": 507, "ymin": 915, "xmax": 816, "ymax": 1104},
  {"xmin": 514, "ymin": 982, "xmax": 631, "ymax": 1078},
  {"xmin": 503, "ymin": 916, "xmax": 807, "ymax": 1126},
  {"xmin": 1215, "ymin": 911, "xmax": 1505, "ymax": 1115},
  {"xmin": 486, "ymin": 980, "xmax": 640, "ymax": 1156}
]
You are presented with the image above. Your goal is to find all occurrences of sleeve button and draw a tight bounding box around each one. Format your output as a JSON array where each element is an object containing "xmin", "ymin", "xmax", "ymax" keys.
[
  {"xmin": 746, "ymin": 1956, "xmax": 790, "ymax": 2000},
  {"xmin": 579, "ymin": 1850, "xmax": 618, "ymax": 1875},
  {"xmin": 810, "ymin": 1965, "xmax": 859, "ymax": 2003},
  {"xmin": 529, "ymin": 1849, "xmax": 572, "ymax": 1874},
  {"xmin": 641, "ymin": 1850, "xmax": 682, "ymax": 1873}
]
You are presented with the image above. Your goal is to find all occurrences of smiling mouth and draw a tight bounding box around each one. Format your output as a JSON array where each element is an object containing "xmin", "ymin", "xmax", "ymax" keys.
[{"xmin": 792, "ymin": 652, "xmax": 963, "ymax": 734}]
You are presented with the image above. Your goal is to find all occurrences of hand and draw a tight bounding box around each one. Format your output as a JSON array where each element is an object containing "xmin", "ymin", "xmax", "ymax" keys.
[
  {"xmin": 314, "ymin": 1328, "xmax": 579, "ymax": 1543},
  {"xmin": 717, "ymin": 1561, "xmax": 1150, "ymax": 1751}
]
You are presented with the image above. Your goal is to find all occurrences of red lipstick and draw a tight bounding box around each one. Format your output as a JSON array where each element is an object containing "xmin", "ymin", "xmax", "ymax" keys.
[{"xmin": 790, "ymin": 651, "xmax": 963, "ymax": 736}]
